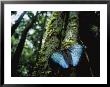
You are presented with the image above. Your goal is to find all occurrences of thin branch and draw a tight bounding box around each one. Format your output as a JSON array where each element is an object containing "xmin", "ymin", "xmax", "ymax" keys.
[{"xmin": 11, "ymin": 11, "xmax": 26, "ymax": 36}]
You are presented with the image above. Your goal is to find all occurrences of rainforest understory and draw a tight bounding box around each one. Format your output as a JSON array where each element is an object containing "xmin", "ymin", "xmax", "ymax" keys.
[{"xmin": 11, "ymin": 11, "xmax": 100, "ymax": 77}]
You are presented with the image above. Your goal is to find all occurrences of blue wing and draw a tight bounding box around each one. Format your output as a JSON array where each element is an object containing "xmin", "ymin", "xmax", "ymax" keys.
[
  {"xmin": 68, "ymin": 44, "xmax": 83, "ymax": 66},
  {"xmin": 51, "ymin": 52, "xmax": 69, "ymax": 69},
  {"xmin": 51, "ymin": 44, "xmax": 84, "ymax": 68}
]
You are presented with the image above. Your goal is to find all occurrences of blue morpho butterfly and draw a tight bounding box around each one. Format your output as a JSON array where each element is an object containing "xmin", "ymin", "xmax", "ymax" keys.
[{"xmin": 51, "ymin": 44, "xmax": 85, "ymax": 69}]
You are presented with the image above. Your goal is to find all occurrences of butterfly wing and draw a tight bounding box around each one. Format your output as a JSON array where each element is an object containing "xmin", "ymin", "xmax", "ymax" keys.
[
  {"xmin": 51, "ymin": 52, "xmax": 69, "ymax": 69},
  {"xmin": 68, "ymin": 44, "xmax": 83, "ymax": 66}
]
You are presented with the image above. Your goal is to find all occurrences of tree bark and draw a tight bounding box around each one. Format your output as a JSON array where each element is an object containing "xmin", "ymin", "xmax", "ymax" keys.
[
  {"xmin": 11, "ymin": 13, "xmax": 38, "ymax": 76},
  {"xmin": 36, "ymin": 12, "xmax": 66, "ymax": 76},
  {"xmin": 11, "ymin": 11, "xmax": 26, "ymax": 36},
  {"xmin": 62, "ymin": 12, "xmax": 79, "ymax": 76}
]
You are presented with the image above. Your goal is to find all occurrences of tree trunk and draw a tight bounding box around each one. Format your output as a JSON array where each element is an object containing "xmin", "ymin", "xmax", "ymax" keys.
[
  {"xmin": 11, "ymin": 11, "xmax": 26, "ymax": 36},
  {"xmin": 11, "ymin": 13, "xmax": 38, "ymax": 76},
  {"xmin": 36, "ymin": 12, "xmax": 67, "ymax": 76},
  {"xmin": 61, "ymin": 12, "xmax": 79, "ymax": 76}
]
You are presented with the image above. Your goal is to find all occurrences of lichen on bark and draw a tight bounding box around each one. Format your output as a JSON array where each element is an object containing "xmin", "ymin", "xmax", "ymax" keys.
[
  {"xmin": 61, "ymin": 12, "xmax": 79, "ymax": 49},
  {"xmin": 35, "ymin": 12, "xmax": 65, "ymax": 76}
]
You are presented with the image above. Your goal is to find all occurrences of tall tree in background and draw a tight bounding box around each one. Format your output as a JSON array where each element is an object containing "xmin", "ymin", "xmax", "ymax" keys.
[
  {"xmin": 11, "ymin": 12, "xmax": 38, "ymax": 76},
  {"xmin": 36, "ymin": 12, "xmax": 48, "ymax": 58},
  {"xmin": 11, "ymin": 11, "xmax": 26, "ymax": 36}
]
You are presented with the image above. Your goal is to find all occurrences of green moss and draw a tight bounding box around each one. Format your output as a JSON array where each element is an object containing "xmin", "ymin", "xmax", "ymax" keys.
[
  {"xmin": 61, "ymin": 12, "xmax": 79, "ymax": 49},
  {"xmin": 62, "ymin": 39, "xmax": 77, "ymax": 49},
  {"xmin": 36, "ymin": 12, "xmax": 66, "ymax": 76}
]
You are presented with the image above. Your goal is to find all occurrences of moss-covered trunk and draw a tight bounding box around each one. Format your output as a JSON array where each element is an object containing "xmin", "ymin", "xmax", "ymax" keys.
[
  {"xmin": 61, "ymin": 12, "xmax": 79, "ymax": 77},
  {"xmin": 34, "ymin": 11, "xmax": 79, "ymax": 76}
]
